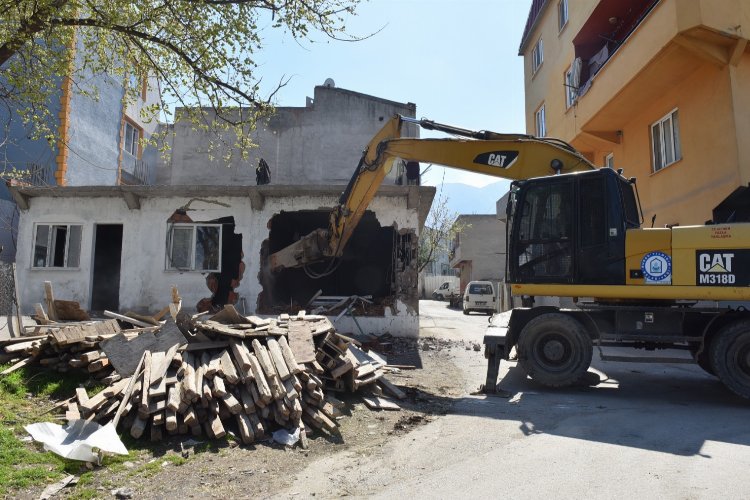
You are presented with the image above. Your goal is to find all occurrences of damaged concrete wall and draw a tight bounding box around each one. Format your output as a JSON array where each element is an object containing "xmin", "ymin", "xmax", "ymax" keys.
[
  {"xmin": 14, "ymin": 186, "xmax": 433, "ymax": 337},
  {"xmin": 157, "ymin": 85, "xmax": 419, "ymax": 187}
]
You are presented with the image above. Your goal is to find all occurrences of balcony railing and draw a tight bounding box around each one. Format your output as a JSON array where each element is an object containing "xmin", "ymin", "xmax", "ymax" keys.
[
  {"xmin": 1, "ymin": 163, "xmax": 54, "ymax": 186},
  {"xmin": 121, "ymin": 154, "xmax": 152, "ymax": 185},
  {"xmin": 572, "ymin": 0, "xmax": 661, "ymax": 100}
]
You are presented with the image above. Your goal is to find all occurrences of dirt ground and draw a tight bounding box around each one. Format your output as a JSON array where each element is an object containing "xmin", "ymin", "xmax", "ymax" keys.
[{"xmin": 21, "ymin": 336, "xmax": 481, "ymax": 499}]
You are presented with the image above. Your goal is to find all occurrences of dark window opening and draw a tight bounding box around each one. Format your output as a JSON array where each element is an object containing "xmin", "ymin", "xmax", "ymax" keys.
[
  {"xmin": 91, "ymin": 224, "xmax": 123, "ymax": 312},
  {"xmin": 259, "ymin": 210, "xmax": 396, "ymax": 314}
]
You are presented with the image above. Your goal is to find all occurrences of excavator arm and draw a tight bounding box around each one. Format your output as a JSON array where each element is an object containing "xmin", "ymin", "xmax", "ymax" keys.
[{"xmin": 270, "ymin": 114, "xmax": 597, "ymax": 272}]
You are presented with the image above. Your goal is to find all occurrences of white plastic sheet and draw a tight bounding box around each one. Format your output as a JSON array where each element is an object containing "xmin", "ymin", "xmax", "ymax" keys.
[
  {"xmin": 271, "ymin": 427, "xmax": 300, "ymax": 446},
  {"xmin": 24, "ymin": 420, "xmax": 128, "ymax": 462}
]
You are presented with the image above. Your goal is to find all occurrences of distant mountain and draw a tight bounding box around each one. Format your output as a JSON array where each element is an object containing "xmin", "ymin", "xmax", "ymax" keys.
[{"xmin": 429, "ymin": 180, "xmax": 510, "ymax": 216}]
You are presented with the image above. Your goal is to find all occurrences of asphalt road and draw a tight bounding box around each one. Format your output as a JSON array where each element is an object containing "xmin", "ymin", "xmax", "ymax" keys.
[{"xmin": 281, "ymin": 300, "xmax": 750, "ymax": 499}]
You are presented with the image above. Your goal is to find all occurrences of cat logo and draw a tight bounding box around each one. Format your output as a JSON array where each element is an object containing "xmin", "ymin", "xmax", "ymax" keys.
[
  {"xmin": 697, "ymin": 251, "xmax": 736, "ymax": 285},
  {"xmin": 473, "ymin": 151, "xmax": 519, "ymax": 169}
]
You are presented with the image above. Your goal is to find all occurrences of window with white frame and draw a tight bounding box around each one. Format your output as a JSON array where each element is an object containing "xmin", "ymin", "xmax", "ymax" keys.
[
  {"xmin": 123, "ymin": 121, "xmax": 140, "ymax": 158},
  {"xmin": 32, "ymin": 224, "xmax": 82, "ymax": 268},
  {"xmin": 535, "ymin": 104, "xmax": 546, "ymax": 137},
  {"xmin": 558, "ymin": 0, "xmax": 568, "ymax": 31},
  {"xmin": 604, "ymin": 153, "xmax": 614, "ymax": 168},
  {"xmin": 651, "ymin": 109, "xmax": 682, "ymax": 172},
  {"xmin": 564, "ymin": 65, "xmax": 577, "ymax": 108},
  {"xmin": 532, "ymin": 38, "xmax": 543, "ymax": 74},
  {"xmin": 166, "ymin": 223, "xmax": 222, "ymax": 272}
]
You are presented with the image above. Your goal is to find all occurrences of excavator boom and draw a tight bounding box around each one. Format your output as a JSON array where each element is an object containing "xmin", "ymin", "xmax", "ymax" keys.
[{"xmin": 270, "ymin": 114, "xmax": 596, "ymax": 272}]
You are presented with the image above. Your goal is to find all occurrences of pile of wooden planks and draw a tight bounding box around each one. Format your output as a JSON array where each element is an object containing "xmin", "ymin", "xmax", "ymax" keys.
[
  {"xmin": 60, "ymin": 306, "xmax": 406, "ymax": 446},
  {"xmin": 1, "ymin": 319, "xmax": 126, "ymax": 381}
]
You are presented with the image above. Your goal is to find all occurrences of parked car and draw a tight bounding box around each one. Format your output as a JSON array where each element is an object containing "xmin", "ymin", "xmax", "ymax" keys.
[
  {"xmin": 432, "ymin": 281, "xmax": 459, "ymax": 300},
  {"xmin": 463, "ymin": 281, "xmax": 496, "ymax": 315}
]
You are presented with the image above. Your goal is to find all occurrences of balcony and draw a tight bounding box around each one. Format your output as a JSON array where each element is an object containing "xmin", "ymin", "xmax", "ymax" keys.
[
  {"xmin": 1, "ymin": 163, "xmax": 54, "ymax": 186},
  {"xmin": 121, "ymin": 153, "xmax": 153, "ymax": 185},
  {"xmin": 571, "ymin": 0, "xmax": 749, "ymax": 138}
]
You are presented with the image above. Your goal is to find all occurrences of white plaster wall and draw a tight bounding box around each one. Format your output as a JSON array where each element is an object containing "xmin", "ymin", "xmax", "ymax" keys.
[{"xmin": 15, "ymin": 191, "xmax": 420, "ymax": 336}]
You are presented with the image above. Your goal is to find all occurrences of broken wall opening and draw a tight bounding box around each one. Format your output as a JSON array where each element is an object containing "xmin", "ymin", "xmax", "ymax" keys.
[
  {"xmin": 260, "ymin": 210, "xmax": 411, "ymax": 315},
  {"xmin": 166, "ymin": 210, "xmax": 244, "ymax": 313}
]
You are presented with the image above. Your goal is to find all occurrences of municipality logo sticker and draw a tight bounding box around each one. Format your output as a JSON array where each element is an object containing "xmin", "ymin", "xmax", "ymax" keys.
[{"xmin": 641, "ymin": 251, "xmax": 672, "ymax": 284}]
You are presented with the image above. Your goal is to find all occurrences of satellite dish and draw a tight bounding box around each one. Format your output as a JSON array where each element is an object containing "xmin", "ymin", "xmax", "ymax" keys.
[{"xmin": 323, "ymin": 78, "xmax": 335, "ymax": 88}]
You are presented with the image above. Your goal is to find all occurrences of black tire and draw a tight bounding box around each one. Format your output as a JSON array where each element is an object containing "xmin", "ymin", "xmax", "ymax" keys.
[
  {"xmin": 710, "ymin": 320, "xmax": 750, "ymax": 399},
  {"xmin": 517, "ymin": 313, "xmax": 593, "ymax": 388},
  {"xmin": 432, "ymin": 292, "xmax": 440, "ymax": 300},
  {"xmin": 463, "ymin": 309, "xmax": 469, "ymax": 315}
]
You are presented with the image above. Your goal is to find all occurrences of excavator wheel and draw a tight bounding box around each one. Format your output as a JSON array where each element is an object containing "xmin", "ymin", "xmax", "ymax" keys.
[
  {"xmin": 517, "ymin": 313, "xmax": 593, "ymax": 388},
  {"xmin": 690, "ymin": 344, "xmax": 715, "ymax": 376},
  {"xmin": 710, "ymin": 320, "xmax": 750, "ymax": 399}
]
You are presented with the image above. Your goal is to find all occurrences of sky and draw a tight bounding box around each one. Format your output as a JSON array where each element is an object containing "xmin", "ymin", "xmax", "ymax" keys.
[{"xmin": 253, "ymin": 0, "xmax": 532, "ymax": 188}]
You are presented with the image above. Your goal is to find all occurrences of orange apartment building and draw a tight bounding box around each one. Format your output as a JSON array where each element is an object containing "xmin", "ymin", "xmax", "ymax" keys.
[{"xmin": 519, "ymin": 0, "xmax": 750, "ymax": 227}]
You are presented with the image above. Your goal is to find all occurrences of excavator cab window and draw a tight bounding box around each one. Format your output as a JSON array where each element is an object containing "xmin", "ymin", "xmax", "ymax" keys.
[{"xmin": 513, "ymin": 179, "xmax": 574, "ymax": 282}]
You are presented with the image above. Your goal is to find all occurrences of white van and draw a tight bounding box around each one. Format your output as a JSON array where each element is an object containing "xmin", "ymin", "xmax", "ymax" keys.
[
  {"xmin": 432, "ymin": 281, "xmax": 459, "ymax": 300},
  {"xmin": 463, "ymin": 281, "xmax": 496, "ymax": 315}
]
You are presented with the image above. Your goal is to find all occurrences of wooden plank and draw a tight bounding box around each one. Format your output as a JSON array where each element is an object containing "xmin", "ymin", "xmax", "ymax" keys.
[
  {"xmin": 219, "ymin": 349, "xmax": 239, "ymax": 384},
  {"xmin": 44, "ymin": 281, "xmax": 58, "ymax": 322},
  {"xmin": 361, "ymin": 394, "xmax": 401, "ymax": 411},
  {"xmin": 248, "ymin": 354, "xmax": 273, "ymax": 403},
  {"xmin": 139, "ymin": 351, "xmax": 153, "ymax": 414},
  {"xmin": 103, "ymin": 310, "xmax": 154, "ymax": 328},
  {"xmin": 150, "ymin": 344, "xmax": 179, "ymax": 385},
  {"xmin": 266, "ymin": 338, "xmax": 291, "ymax": 381},
  {"xmin": 277, "ymin": 336, "xmax": 302, "ymax": 375},
  {"xmin": 251, "ymin": 340, "xmax": 283, "ymax": 399},
  {"xmin": 112, "ymin": 352, "xmax": 146, "ymax": 428},
  {"xmin": 211, "ymin": 375, "xmax": 227, "ymax": 397},
  {"xmin": 32, "ymin": 304, "xmax": 50, "ymax": 326},
  {"xmin": 236, "ymin": 413, "xmax": 255, "ymax": 444},
  {"xmin": 197, "ymin": 320, "xmax": 246, "ymax": 338},
  {"xmin": 209, "ymin": 304, "xmax": 248, "ymax": 325},
  {"xmin": 182, "ymin": 341, "xmax": 229, "ymax": 352},
  {"xmin": 378, "ymin": 377, "xmax": 407, "ymax": 400},
  {"xmin": 0, "ymin": 356, "xmax": 36, "ymax": 375},
  {"xmin": 287, "ymin": 321, "xmax": 316, "ymax": 363},
  {"xmin": 229, "ymin": 340, "xmax": 253, "ymax": 373},
  {"xmin": 100, "ymin": 320, "xmax": 186, "ymax": 376}
]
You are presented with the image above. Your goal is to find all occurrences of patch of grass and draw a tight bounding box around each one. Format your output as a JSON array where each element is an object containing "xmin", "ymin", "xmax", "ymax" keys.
[
  {"xmin": 70, "ymin": 487, "xmax": 99, "ymax": 499},
  {"xmin": 0, "ymin": 364, "xmax": 97, "ymax": 496}
]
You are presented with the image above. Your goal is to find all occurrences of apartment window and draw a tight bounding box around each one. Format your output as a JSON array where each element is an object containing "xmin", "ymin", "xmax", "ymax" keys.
[
  {"xmin": 166, "ymin": 223, "xmax": 222, "ymax": 272},
  {"xmin": 651, "ymin": 109, "xmax": 682, "ymax": 172},
  {"xmin": 32, "ymin": 224, "xmax": 82, "ymax": 268},
  {"xmin": 604, "ymin": 153, "xmax": 614, "ymax": 168},
  {"xmin": 535, "ymin": 104, "xmax": 546, "ymax": 137},
  {"xmin": 564, "ymin": 66, "xmax": 577, "ymax": 108},
  {"xmin": 123, "ymin": 121, "xmax": 141, "ymax": 158},
  {"xmin": 532, "ymin": 38, "xmax": 543, "ymax": 74},
  {"xmin": 558, "ymin": 0, "xmax": 568, "ymax": 32}
]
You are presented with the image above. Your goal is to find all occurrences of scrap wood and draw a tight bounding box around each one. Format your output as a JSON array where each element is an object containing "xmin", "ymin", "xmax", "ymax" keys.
[
  {"xmin": 1, "ymin": 355, "xmax": 37, "ymax": 375},
  {"xmin": 123, "ymin": 311, "xmax": 161, "ymax": 327},
  {"xmin": 44, "ymin": 281, "xmax": 58, "ymax": 322},
  {"xmin": 287, "ymin": 321, "xmax": 316, "ymax": 364},
  {"xmin": 208, "ymin": 304, "xmax": 248, "ymax": 325},
  {"xmin": 100, "ymin": 320, "xmax": 186, "ymax": 376},
  {"xmin": 103, "ymin": 310, "xmax": 155, "ymax": 329},
  {"xmin": 361, "ymin": 394, "xmax": 401, "ymax": 411},
  {"xmin": 377, "ymin": 377, "xmax": 407, "ymax": 400},
  {"xmin": 54, "ymin": 300, "xmax": 91, "ymax": 321}
]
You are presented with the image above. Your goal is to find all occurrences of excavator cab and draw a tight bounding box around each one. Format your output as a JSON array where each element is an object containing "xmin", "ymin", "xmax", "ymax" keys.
[{"xmin": 507, "ymin": 168, "xmax": 641, "ymax": 286}]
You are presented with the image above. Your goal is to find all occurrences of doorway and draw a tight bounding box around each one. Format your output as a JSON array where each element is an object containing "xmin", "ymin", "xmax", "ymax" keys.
[{"xmin": 91, "ymin": 224, "xmax": 123, "ymax": 312}]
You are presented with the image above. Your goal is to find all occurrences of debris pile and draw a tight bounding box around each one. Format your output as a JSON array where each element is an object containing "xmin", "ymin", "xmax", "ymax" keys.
[{"xmin": 2, "ymin": 283, "xmax": 407, "ymax": 448}]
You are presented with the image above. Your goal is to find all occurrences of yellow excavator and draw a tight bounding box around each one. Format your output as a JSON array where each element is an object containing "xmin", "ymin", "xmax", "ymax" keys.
[{"xmin": 271, "ymin": 114, "xmax": 750, "ymax": 399}]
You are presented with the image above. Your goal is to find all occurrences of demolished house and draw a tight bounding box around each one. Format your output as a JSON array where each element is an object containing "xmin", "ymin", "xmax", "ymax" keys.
[{"xmin": 9, "ymin": 84, "xmax": 435, "ymax": 337}]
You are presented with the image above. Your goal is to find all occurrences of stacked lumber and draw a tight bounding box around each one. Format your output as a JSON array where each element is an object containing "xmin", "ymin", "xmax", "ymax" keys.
[
  {"xmin": 60, "ymin": 306, "xmax": 407, "ymax": 446},
  {"xmin": 1, "ymin": 319, "xmax": 124, "ymax": 380}
]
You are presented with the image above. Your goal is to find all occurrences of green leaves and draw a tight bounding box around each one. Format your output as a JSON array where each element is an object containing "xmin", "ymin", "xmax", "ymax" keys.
[{"xmin": 0, "ymin": 0, "xmax": 362, "ymax": 157}]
